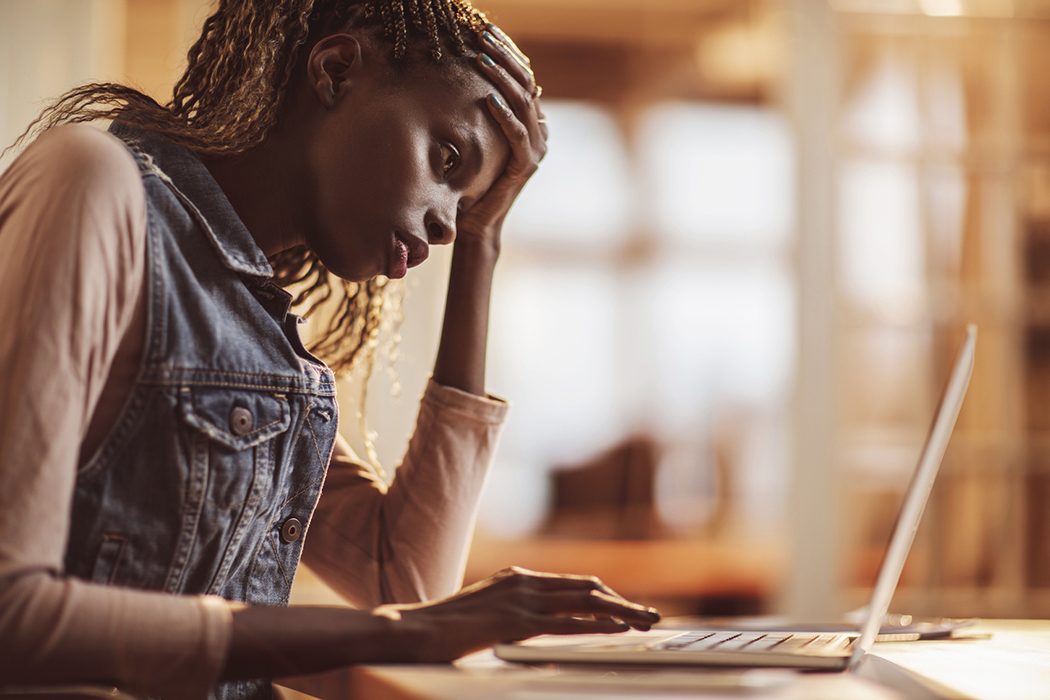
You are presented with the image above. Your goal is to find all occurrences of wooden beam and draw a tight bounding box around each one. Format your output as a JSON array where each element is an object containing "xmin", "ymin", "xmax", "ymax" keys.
[{"xmin": 480, "ymin": 0, "xmax": 749, "ymax": 47}]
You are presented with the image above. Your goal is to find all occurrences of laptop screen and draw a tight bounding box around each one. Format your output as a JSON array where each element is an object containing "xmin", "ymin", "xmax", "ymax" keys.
[{"xmin": 848, "ymin": 325, "xmax": 977, "ymax": 667}]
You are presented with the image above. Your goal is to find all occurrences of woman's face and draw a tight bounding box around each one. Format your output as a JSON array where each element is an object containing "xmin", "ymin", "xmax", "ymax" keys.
[{"xmin": 303, "ymin": 51, "xmax": 510, "ymax": 282}]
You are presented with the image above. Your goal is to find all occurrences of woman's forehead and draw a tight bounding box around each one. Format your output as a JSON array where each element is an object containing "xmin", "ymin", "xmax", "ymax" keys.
[
  {"xmin": 413, "ymin": 65, "xmax": 503, "ymax": 133},
  {"xmin": 407, "ymin": 58, "xmax": 489, "ymax": 105}
]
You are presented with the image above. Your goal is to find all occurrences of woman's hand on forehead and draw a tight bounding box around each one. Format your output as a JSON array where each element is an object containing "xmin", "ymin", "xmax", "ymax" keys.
[{"xmin": 451, "ymin": 22, "xmax": 547, "ymax": 252}]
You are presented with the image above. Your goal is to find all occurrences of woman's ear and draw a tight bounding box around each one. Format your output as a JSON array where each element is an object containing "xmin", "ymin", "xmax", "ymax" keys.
[{"xmin": 307, "ymin": 34, "xmax": 364, "ymax": 108}]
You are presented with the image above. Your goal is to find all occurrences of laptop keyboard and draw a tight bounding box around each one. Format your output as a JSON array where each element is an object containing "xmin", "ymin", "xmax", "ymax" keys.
[{"xmin": 655, "ymin": 631, "xmax": 855, "ymax": 654}]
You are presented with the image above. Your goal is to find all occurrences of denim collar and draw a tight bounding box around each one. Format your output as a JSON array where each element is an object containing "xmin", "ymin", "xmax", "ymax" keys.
[{"xmin": 109, "ymin": 122, "xmax": 273, "ymax": 278}]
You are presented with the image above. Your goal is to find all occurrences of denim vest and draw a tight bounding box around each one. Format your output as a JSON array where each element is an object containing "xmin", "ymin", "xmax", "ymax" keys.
[{"xmin": 63, "ymin": 124, "xmax": 340, "ymax": 699}]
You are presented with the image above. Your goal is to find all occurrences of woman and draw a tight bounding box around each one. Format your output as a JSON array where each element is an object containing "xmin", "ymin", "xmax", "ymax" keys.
[{"xmin": 0, "ymin": 0, "xmax": 659, "ymax": 698}]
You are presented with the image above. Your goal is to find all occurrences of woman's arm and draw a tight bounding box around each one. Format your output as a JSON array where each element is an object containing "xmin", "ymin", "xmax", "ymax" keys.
[
  {"xmin": 432, "ymin": 238, "xmax": 497, "ymax": 396},
  {"xmin": 433, "ymin": 27, "xmax": 546, "ymax": 397},
  {"xmin": 223, "ymin": 568, "xmax": 659, "ymax": 681},
  {"xmin": 0, "ymin": 125, "xmax": 232, "ymax": 698},
  {"xmin": 302, "ymin": 30, "xmax": 549, "ymax": 607},
  {"xmin": 303, "ymin": 388, "xmax": 505, "ymax": 606}
]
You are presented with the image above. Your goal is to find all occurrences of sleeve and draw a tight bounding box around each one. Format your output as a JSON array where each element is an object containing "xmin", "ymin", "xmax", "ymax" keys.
[
  {"xmin": 302, "ymin": 379, "xmax": 508, "ymax": 607},
  {"xmin": 0, "ymin": 124, "xmax": 232, "ymax": 699}
]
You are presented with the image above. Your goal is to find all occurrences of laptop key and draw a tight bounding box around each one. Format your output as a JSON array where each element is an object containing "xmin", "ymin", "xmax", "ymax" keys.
[
  {"xmin": 672, "ymin": 631, "xmax": 742, "ymax": 650},
  {"xmin": 657, "ymin": 631, "xmax": 717, "ymax": 650},
  {"xmin": 716, "ymin": 633, "xmax": 768, "ymax": 650},
  {"xmin": 805, "ymin": 634, "xmax": 842, "ymax": 649},
  {"xmin": 745, "ymin": 634, "xmax": 795, "ymax": 651},
  {"xmin": 770, "ymin": 635, "xmax": 819, "ymax": 652}
]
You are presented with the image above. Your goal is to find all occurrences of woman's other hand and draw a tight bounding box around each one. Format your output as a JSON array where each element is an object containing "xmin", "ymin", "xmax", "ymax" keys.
[
  {"xmin": 457, "ymin": 25, "xmax": 548, "ymax": 252},
  {"xmin": 376, "ymin": 566, "xmax": 662, "ymax": 663},
  {"xmin": 224, "ymin": 567, "xmax": 658, "ymax": 679}
]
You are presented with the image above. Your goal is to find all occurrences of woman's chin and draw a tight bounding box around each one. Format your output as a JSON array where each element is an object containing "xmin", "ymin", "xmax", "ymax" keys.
[{"xmin": 311, "ymin": 251, "xmax": 374, "ymax": 283}]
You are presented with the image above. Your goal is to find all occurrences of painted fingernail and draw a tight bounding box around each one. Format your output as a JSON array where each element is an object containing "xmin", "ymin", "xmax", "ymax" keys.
[
  {"xmin": 489, "ymin": 93, "xmax": 508, "ymax": 111},
  {"xmin": 488, "ymin": 23, "xmax": 531, "ymax": 64},
  {"xmin": 479, "ymin": 52, "xmax": 495, "ymax": 67},
  {"xmin": 482, "ymin": 27, "xmax": 533, "ymax": 75}
]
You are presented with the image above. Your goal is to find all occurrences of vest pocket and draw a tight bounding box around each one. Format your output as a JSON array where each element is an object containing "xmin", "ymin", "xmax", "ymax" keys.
[
  {"xmin": 91, "ymin": 533, "xmax": 126, "ymax": 584},
  {"xmin": 167, "ymin": 387, "xmax": 293, "ymax": 594},
  {"xmin": 177, "ymin": 387, "xmax": 291, "ymax": 450}
]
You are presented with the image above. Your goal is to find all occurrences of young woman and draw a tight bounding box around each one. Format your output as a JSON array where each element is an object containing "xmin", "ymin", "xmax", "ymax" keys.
[{"xmin": 0, "ymin": 0, "xmax": 659, "ymax": 698}]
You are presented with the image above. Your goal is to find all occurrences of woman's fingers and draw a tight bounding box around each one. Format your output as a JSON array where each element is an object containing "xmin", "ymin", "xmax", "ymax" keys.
[
  {"xmin": 475, "ymin": 26, "xmax": 545, "ymax": 152},
  {"xmin": 514, "ymin": 569, "xmax": 646, "ymax": 612},
  {"xmin": 477, "ymin": 53, "xmax": 534, "ymax": 127},
  {"xmin": 459, "ymin": 25, "xmax": 546, "ymax": 236},
  {"xmin": 485, "ymin": 93, "xmax": 540, "ymax": 179},
  {"xmin": 532, "ymin": 615, "xmax": 631, "ymax": 636},
  {"xmin": 487, "ymin": 23, "xmax": 531, "ymax": 68},
  {"xmin": 479, "ymin": 26, "xmax": 535, "ymax": 96},
  {"xmin": 499, "ymin": 567, "xmax": 657, "ymax": 612},
  {"xmin": 490, "ymin": 567, "xmax": 660, "ymax": 627},
  {"xmin": 530, "ymin": 589, "xmax": 660, "ymax": 629},
  {"xmin": 396, "ymin": 568, "xmax": 663, "ymax": 660}
]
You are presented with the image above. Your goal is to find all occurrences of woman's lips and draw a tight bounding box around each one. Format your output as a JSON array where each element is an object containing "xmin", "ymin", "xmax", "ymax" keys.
[
  {"xmin": 388, "ymin": 236, "xmax": 409, "ymax": 279},
  {"xmin": 391, "ymin": 232, "xmax": 430, "ymax": 274}
]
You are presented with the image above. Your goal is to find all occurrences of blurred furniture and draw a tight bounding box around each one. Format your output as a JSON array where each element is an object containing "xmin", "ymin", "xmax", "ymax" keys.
[
  {"xmin": 542, "ymin": 435, "xmax": 664, "ymax": 539},
  {"xmin": 470, "ymin": 432, "xmax": 767, "ymax": 614},
  {"xmin": 277, "ymin": 619, "xmax": 1050, "ymax": 700}
]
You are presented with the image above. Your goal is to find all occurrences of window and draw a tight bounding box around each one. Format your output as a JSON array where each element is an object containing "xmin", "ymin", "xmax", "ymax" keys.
[{"xmin": 482, "ymin": 100, "xmax": 797, "ymax": 537}]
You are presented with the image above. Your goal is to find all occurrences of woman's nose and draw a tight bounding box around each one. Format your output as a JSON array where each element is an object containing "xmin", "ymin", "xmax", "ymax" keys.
[{"xmin": 425, "ymin": 211, "xmax": 456, "ymax": 246}]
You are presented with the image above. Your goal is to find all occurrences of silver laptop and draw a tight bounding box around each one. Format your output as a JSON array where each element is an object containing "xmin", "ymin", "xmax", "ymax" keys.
[{"xmin": 496, "ymin": 324, "xmax": 977, "ymax": 671}]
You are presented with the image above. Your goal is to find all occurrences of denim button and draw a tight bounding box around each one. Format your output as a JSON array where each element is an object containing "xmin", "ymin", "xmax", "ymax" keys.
[
  {"xmin": 229, "ymin": 406, "xmax": 253, "ymax": 435},
  {"xmin": 280, "ymin": 517, "xmax": 302, "ymax": 544}
]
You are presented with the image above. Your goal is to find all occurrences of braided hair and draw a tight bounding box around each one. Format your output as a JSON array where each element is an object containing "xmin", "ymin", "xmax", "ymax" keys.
[{"xmin": 12, "ymin": 0, "xmax": 492, "ymax": 378}]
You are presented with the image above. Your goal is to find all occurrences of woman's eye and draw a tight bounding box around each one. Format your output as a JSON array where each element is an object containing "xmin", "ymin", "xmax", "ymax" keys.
[{"xmin": 439, "ymin": 142, "xmax": 460, "ymax": 176}]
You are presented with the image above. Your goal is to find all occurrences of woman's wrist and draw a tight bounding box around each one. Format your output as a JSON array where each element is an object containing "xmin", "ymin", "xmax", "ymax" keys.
[
  {"xmin": 372, "ymin": 604, "xmax": 444, "ymax": 662},
  {"xmin": 346, "ymin": 607, "xmax": 417, "ymax": 662},
  {"xmin": 452, "ymin": 231, "xmax": 501, "ymax": 267},
  {"xmin": 223, "ymin": 605, "xmax": 419, "ymax": 680}
]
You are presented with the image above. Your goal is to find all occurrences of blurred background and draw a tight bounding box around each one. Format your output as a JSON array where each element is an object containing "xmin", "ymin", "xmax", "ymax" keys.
[{"xmin": 3, "ymin": 0, "xmax": 1049, "ymax": 621}]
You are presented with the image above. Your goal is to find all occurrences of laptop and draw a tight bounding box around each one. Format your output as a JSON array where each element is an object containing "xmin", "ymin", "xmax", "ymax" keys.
[{"xmin": 495, "ymin": 324, "xmax": 977, "ymax": 671}]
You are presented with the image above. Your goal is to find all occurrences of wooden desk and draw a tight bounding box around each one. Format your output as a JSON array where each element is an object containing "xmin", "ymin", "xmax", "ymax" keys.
[
  {"xmin": 281, "ymin": 652, "xmax": 897, "ymax": 700},
  {"xmin": 278, "ymin": 620, "xmax": 1050, "ymax": 700},
  {"xmin": 856, "ymin": 620, "xmax": 1050, "ymax": 699}
]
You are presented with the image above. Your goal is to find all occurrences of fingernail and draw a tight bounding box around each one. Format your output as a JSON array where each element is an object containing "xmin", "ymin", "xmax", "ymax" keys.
[
  {"xmin": 488, "ymin": 93, "xmax": 508, "ymax": 111},
  {"xmin": 482, "ymin": 30, "xmax": 499, "ymax": 46},
  {"xmin": 479, "ymin": 53, "xmax": 495, "ymax": 67},
  {"xmin": 488, "ymin": 23, "xmax": 531, "ymax": 64}
]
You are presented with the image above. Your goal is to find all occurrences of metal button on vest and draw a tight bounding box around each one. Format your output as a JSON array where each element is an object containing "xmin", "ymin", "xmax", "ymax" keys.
[
  {"xmin": 280, "ymin": 517, "xmax": 302, "ymax": 544},
  {"xmin": 229, "ymin": 406, "xmax": 254, "ymax": 435}
]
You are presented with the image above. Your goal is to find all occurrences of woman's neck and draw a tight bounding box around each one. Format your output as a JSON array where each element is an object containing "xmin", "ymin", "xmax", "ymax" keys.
[{"xmin": 202, "ymin": 135, "xmax": 308, "ymax": 258}]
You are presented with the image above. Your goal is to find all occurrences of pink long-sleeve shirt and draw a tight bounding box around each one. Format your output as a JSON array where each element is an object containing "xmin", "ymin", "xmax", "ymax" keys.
[{"xmin": 0, "ymin": 124, "xmax": 507, "ymax": 698}]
